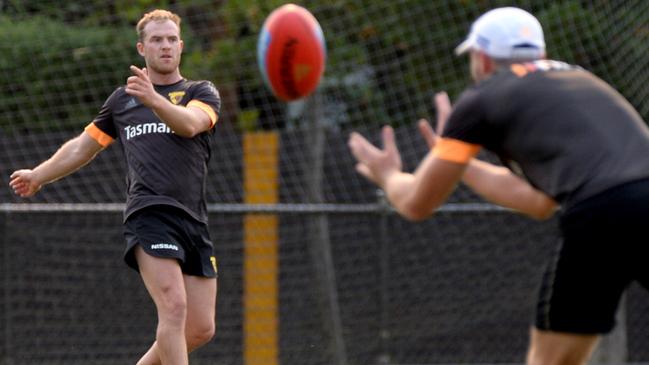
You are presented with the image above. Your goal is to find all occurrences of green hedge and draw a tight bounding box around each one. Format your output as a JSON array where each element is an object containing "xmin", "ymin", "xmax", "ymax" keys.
[
  {"xmin": 0, "ymin": 16, "xmax": 139, "ymax": 131},
  {"xmin": 1, "ymin": 1, "xmax": 647, "ymax": 132}
]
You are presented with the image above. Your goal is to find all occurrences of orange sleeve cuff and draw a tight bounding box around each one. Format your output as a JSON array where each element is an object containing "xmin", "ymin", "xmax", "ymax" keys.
[
  {"xmin": 84, "ymin": 122, "xmax": 114, "ymax": 147},
  {"xmin": 432, "ymin": 137, "xmax": 481, "ymax": 164},
  {"xmin": 188, "ymin": 100, "xmax": 218, "ymax": 128}
]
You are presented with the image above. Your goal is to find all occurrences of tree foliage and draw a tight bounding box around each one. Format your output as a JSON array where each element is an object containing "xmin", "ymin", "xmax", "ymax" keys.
[{"xmin": 1, "ymin": 0, "xmax": 647, "ymax": 132}]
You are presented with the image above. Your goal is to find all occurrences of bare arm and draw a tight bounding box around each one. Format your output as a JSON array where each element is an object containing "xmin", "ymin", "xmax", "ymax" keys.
[
  {"xmin": 125, "ymin": 66, "xmax": 215, "ymax": 138},
  {"xmin": 461, "ymin": 159, "xmax": 558, "ymax": 220},
  {"xmin": 9, "ymin": 132, "xmax": 103, "ymax": 197},
  {"xmin": 348, "ymin": 91, "xmax": 558, "ymax": 222},
  {"xmin": 419, "ymin": 92, "xmax": 558, "ymax": 220},
  {"xmin": 384, "ymin": 152, "xmax": 467, "ymax": 221},
  {"xmin": 348, "ymin": 126, "xmax": 466, "ymax": 221}
]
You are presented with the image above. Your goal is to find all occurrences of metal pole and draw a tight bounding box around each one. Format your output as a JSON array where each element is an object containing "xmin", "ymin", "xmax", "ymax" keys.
[
  {"xmin": 305, "ymin": 93, "xmax": 348, "ymax": 365},
  {"xmin": 2, "ymin": 210, "xmax": 12, "ymax": 365},
  {"xmin": 376, "ymin": 189, "xmax": 391, "ymax": 365}
]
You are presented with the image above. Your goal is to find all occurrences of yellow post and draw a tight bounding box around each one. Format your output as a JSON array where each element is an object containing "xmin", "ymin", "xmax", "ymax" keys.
[{"xmin": 243, "ymin": 131, "xmax": 279, "ymax": 365}]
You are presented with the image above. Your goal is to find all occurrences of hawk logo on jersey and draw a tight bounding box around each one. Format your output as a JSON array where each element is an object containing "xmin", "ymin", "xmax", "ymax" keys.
[{"xmin": 168, "ymin": 91, "xmax": 185, "ymax": 105}]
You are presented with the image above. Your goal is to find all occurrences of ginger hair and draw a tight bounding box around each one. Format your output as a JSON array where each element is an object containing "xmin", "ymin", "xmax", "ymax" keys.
[{"xmin": 136, "ymin": 9, "xmax": 181, "ymax": 41}]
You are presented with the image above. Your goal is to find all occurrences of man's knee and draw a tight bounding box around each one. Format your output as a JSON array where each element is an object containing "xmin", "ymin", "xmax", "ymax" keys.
[
  {"xmin": 527, "ymin": 328, "xmax": 599, "ymax": 365},
  {"xmin": 527, "ymin": 350, "xmax": 587, "ymax": 365},
  {"xmin": 157, "ymin": 288, "xmax": 188, "ymax": 326},
  {"xmin": 187, "ymin": 320, "xmax": 215, "ymax": 350}
]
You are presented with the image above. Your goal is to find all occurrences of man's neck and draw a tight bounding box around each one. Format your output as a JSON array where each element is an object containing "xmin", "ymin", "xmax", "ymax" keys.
[{"xmin": 149, "ymin": 69, "xmax": 183, "ymax": 86}]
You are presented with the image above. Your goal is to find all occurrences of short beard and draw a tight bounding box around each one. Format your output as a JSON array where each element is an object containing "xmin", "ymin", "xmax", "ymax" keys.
[{"xmin": 147, "ymin": 59, "xmax": 180, "ymax": 75}]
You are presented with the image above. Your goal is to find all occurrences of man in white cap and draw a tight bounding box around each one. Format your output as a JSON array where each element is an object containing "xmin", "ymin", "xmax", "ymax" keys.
[{"xmin": 349, "ymin": 6, "xmax": 649, "ymax": 365}]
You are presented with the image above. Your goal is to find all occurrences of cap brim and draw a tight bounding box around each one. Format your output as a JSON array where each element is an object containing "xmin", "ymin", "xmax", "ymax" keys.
[{"xmin": 454, "ymin": 38, "xmax": 473, "ymax": 56}]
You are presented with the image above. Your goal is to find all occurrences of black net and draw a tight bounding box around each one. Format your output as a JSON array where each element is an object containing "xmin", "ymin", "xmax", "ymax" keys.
[
  {"xmin": 3, "ymin": 210, "xmax": 649, "ymax": 364},
  {"xmin": 1, "ymin": 0, "xmax": 649, "ymax": 364}
]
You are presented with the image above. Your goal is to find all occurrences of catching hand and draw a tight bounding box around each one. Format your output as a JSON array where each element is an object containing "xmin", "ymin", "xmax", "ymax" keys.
[
  {"xmin": 418, "ymin": 91, "xmax": 452, "ymax": 148},
  {"xmin": 348, "ymin": 125, "xmax": 402, "ymax": 187}
]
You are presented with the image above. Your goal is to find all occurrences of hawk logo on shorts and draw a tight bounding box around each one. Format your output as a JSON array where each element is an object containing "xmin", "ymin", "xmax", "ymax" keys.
[
  {"xmin": 210, "ymin": 256, "xmax": 218, "ymax": 272},
  {"xmin": 168, "ymin": 91, "xmax": 185, "ymax": 105}
]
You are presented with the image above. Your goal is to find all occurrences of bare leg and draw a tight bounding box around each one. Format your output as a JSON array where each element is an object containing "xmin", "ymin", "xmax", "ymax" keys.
[
  {"xmin": 135, "ymin": 246, "xmax": 189, "ymax": 365},
  {"xmin": 526, "ymin": 327, "xmax": 600, "ymax": 365},
  {"xmin": 183, "ymin": 274, "xmax": 217, "ymax": 350},
  {"xmin": 137, "ymin": 262, "xmax": 217, "ymax": 364}
]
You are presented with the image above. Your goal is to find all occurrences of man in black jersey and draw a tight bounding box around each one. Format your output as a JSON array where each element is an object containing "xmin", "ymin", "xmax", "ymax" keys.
[
  {"xmin": 349, "ymin": 6, "xmax": 649, "ymax": 365},
  {"xmin": 10, "ymin": 9, "xmax": 220, "ymax": 365}
]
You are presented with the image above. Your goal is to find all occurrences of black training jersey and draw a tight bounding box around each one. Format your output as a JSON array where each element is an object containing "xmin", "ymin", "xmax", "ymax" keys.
[
  {"xmin": 85, "ymin": 79, "xmax": 221, "ymax": 223},
  {"xmin": 444, "ymin": 60, "xmax": 649, "ymax": 210}
]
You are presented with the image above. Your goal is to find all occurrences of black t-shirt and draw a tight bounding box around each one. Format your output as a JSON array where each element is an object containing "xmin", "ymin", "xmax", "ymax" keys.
[
  {"xmin": 86, "ymin": 79, "xmax": 221, "ymax": 223},
  {"xmin": 444, "ymin": 60, "xmax": 649, "ymax": 210}
]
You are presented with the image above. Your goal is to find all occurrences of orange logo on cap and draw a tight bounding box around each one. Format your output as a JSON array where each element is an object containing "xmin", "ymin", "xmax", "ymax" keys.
[{"xmin": 520, "ymin": 26, "xmax": 532, "ymax": 38}]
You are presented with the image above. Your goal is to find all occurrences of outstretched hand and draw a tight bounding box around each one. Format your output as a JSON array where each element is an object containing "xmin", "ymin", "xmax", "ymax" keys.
[
  {"xmin": 9, "ymin": 169, "xmax": 42, "ymax": 197},
  {"xmin": 348, "ymin": 125, "xmax": 403, "ymax": 187},
  {"xmin": 125, "ymin": 66, "xmax": 160, "ymax": 108},
  {"xmin": 348, "ymin": 92, "xmax": 453, "ymax": 186},
  {"xmin": 418, "ymin": 91, "xmax": 452, "ymax": 149}
]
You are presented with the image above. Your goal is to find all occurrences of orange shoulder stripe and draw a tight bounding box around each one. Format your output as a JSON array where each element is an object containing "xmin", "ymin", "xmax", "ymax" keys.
[
  {"xmin": 432, "ymin": 137, "xmax": 481, "ymax": 164},
  {"xmin": 84, "ymin": 122, "xmax": 114, "ymax": 147},
  {"xmin": 187, "ymin": 100, "xmax": 218, "ymax": 128}
]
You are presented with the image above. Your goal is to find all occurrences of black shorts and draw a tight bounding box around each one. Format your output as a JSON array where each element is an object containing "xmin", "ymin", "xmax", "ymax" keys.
[
  {"xmin": 535, "ymin": 178, "xmax": 649, "ymax": 334},
  {"xmin": 123, "ymin": 205, "xmax": 217, "ymax": 278}
]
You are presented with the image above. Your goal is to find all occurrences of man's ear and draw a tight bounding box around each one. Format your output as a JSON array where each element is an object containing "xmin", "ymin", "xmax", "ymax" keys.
[
  {"xmin": 479, "ymin": 52, "xmax": 495, "ymax": 75},
  {"xmin": 136, "ymin": 42, "xmax": 145, "ymax": 57}
]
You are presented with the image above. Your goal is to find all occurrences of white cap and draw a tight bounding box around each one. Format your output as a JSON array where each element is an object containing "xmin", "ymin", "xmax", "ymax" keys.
[{"xmin": 455, "ymin": 7, "xmax": 545, "ymax": 59}]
